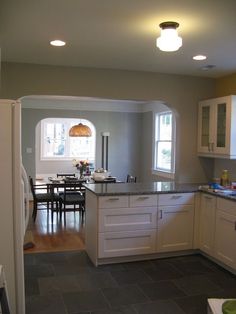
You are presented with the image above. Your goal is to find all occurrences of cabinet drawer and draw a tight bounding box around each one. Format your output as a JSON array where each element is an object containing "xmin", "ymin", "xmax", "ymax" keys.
[
  {"xmin": 98, "ymin": 196, "xmax": 129, "ymax": 209},
  {"xmin": 158, "ymin": 193, "xmax": 194, "ymax": 206},
  {"xmin": 130, "ymin": 194, "xmax": 157, "ymax": 207},
  {"xmin": 99, "ymin": 207, "xmax": 157, "ymax": 232},
  {"xmin": 98, "ymin": 230, "xmax": 156, "ymax": 258},
  {"xmin": 217, "ymin": 197, "xmax": 236, "ymax": 215}
]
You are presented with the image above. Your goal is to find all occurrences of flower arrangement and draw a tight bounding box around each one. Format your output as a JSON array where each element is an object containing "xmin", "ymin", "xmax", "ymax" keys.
[{"xmin": 72, "ymin": 159, "xmax": 89, "ymax": 178}]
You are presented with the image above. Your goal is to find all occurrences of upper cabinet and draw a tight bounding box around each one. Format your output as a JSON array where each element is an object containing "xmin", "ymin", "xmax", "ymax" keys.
[{"xmin": 197, "ymin": 95, "xmax": 236, "ymax": 158}]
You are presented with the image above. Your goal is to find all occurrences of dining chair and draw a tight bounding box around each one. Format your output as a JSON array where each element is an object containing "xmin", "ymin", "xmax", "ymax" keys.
[
  {"xmin": 29, "ymin": 177, "xmax": 60, "ymax": 222},
  {"xmin": 126, "ymin": 174, "xmax": 137, "ymax": 183},
  {"xmin": 59, "ymin": 182, "xmax": 85, "ymax": 222}
]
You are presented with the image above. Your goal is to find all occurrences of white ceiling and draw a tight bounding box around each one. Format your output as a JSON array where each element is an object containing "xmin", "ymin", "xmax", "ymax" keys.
[{"xmin": 1, "ymin": 0, "xmax": 236, "ymax": 78}]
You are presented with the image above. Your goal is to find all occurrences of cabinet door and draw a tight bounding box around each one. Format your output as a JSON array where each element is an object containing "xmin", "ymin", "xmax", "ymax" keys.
[
  {"xmin": 198, "ymin": 101, "xmax": 214, "ymax": 154},
  {"xmin": 213, "ymin": 100, "xmax": 230, "ymax": 155},
  {"xmin": 215, "ymin": 210, "xmax": 236, "ymax": 269},
  {"xmin": 199, "ymin": 194, "xmax": 216, "ymax": 256},
  {"xmin": 157, "ymin": 205, "xmax": 194, "ymax": 252}
]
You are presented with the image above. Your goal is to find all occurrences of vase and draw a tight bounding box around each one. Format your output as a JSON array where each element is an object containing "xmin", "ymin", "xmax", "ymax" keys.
[{"xmin": 79, "ymin": 170, "xmax": 84, "ymax": 179}]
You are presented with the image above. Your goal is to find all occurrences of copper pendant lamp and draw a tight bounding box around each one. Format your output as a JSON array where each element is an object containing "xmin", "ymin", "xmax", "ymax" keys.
[{"xmin": 69, "ymin": 123, "xmax": 92, "ymax": 137}]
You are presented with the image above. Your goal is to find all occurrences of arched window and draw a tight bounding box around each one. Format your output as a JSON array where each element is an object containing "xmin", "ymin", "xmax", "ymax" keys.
[{"xmin": 40, "ymin": 118, "xmax": 96, "ymax": 164}]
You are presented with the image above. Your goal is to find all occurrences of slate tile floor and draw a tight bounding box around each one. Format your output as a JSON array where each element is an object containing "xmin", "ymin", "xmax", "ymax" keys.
[{"xmin": 24, "ymin": 252, "xmax": 236, "ymax": 314}]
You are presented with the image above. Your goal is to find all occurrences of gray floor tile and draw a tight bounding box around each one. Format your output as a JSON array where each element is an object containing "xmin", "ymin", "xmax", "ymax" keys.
[
  {"xmin": 133, "ymin": 299, "xmax": 185, "ymax": 314},
  {"xmin": 24, "ymin": 254, "xmax": 37, "ymax": 266},
  {"xmin": 174, "ymin": 274, "xmax": 222, "ymax": 296},
  {"xmin": 63, "ymin": 290, "xmax": 110, "ymax": 313},
  {"xmin": 66, "ymin": 250, "xmax": 94, "ymax": 267},
  {"xmin": 90, "ymin": 263, "xmax": 126, "ymax": 273},
  {"xmin": 53, "ymin": 263, "xmax": 91, "ymax": 276},
  {"xmin": 102, "ymin": 285, "xmax": 148, "ymax": 307},
  {"xmin": 91, "ymin": 305, "xmax": 137, "ymax": 314},
  {"xmin": 26, "ymin": 294, "xmax": 67, "ymax": 314},
  {"xmin": 38, "ymin": 275, "xmax": 81, "ymax": 295},
  {"xmin": 122, "ymin": 260, "xmax": 154, "ymax": 271},
  {"xmin": 167, "ymin": 258, "xmax": 215, "ymax": 276},
  {"xmin": 33, "ymin": 251, "xmax": 68, "ymax": 264},
  {"xmin": 143, "ymin": 262, "xmax": 183, "ymax": 281},
  {"xmin": 139, "ymin": 281, "xmax": 186, "ymax": 301},
  {"xmin": 25, "ymin": 276, "xmax": 40, "ymax": 297},
  {"xmin": 110, "ymin": 270, "xmax": 153, "ymax": 285},
  {"xmin": 24, "ymin": 264, "xmax": 55, "ymax": 278},
  {"xmin": 75, "ymin": 272, "xmax": 118, "ymax": 290},
  {"xmin": 174, "ymin": 294, "xmax": 208, "ymax": 314},
  {"xmin": 205, "ymin": 271, "xmax": 236, "ymax": 290}
]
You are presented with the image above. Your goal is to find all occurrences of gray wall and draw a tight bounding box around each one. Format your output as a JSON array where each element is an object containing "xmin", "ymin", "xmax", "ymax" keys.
[
  {"xmin": 1, "ymin": 62, "xmax": 217, "ymax": 183},
  {"xmin": 23, "ymin": 107, "xmax": 142, "ymax": 182}
]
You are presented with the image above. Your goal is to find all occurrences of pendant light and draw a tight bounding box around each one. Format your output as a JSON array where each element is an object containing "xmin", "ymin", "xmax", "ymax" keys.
[
  {"xmin": 156, "ymin": 21, "xmax": 182, "ymax": 52},
  {"xmin": 69, "ymin": 123, "xmax": 92, "ymax": 137}
]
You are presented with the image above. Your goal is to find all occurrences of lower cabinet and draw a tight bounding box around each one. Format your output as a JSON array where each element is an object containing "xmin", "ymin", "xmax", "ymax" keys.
[
  {"xmin": 214, "ymin": 198, "xmax": 236, "ymax": 269},
  {"xmin": 199, "ymin": 194, "xmax": 216, "ymax": 256}
]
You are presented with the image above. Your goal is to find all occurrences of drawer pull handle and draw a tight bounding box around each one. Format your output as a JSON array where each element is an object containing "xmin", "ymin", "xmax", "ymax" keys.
[
  {"xmin": 138, "ymin": 197, "xmax": 149, "ymax": 200},
  {"xmin": 205, "ymin": 196, "xmax": 213, "ymax": 200},
  {"xmin": 159, "ymin": 210, "xmax": 163, "ymax": 219},
  {"xmin": 108, "ymin": 198, "xmax": 119, "ymax": 201},
  {"xmin": 235, "ymin": 221, "xmax": 236, "ymax": 231},
  {"xmin": 171, "ymin": 195, "xmax": 182, "ymax": 199}
]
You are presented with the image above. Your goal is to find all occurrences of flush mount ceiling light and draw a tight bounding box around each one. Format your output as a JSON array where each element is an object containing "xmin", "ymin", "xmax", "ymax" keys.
[
  {"xmin": 193, "ymin": 55, "xmax": 207, "ymax": 61},
  {"xmin": 156, "ymin": 21, "xmax": 182, "ymax": 52},
  {"xmin": 69, "ymin": 123, "xmax": 92, "ymax": 137},
  {"xmin": 50, "ymin": 39, "xmax": 66, "ymax": 46}
]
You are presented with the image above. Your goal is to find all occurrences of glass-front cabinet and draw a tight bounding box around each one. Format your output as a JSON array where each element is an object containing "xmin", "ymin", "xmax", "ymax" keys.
[{"xmin": 197, "ymin": 95, "xmax": 236, "ymax": 158}]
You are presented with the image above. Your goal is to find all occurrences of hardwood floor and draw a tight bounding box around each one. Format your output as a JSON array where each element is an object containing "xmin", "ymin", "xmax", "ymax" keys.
[{"xmin": 24, "ymin": 203, "xmax": 85, "ymax": 254}]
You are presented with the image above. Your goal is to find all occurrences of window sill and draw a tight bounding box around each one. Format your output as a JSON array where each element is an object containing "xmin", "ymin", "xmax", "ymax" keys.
[{"xmin": 152, "ymin": 169, "xmax": 175, "ymax": 180}]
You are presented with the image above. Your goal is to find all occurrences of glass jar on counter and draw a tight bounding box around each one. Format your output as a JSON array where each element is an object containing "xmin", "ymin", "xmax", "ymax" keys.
[{"xmin": 220, "ymin": 169, "xmax": 230, "ymax": 187}]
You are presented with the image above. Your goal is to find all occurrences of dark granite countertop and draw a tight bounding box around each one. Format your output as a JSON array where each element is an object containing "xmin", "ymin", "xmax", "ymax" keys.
[
  {"xmin": 199, "ymin": 186, "xmax": 236, "ymax": 201},
  {"xmin": 84, "ymin": 182, "xmax": 236, "ymax": 202},
  {"xmin": 83, "ymin": 182, "xmax": 201, "ymax": 196}
]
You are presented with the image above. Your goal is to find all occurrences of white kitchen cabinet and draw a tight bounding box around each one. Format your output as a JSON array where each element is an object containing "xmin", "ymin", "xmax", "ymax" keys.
[
  {"xmin": 214, "ymin": 198, "xmax": 236, "ymax": 269},
  {"xmin": 197, "ymin": 95, "xmax": 236, "ymax": 158},
  {"xmin": 157, "ymin": 193, "xmax": 195, "ymax": 252},
  {"xmin": 199, "ymin": 194, "xmax": 216, "ymax": 256}
]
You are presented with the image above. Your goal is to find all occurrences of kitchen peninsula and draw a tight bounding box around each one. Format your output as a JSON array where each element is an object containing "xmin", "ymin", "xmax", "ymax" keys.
[
  {"xmin": 84, "ymin": 182, "xmax": 236, "ymax": 274},
  {"xmin": 84, "ymin": 182, "xmax": 201, "ymax": 266}
]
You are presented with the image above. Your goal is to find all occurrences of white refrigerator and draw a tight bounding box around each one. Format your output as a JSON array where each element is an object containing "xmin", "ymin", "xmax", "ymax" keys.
[{"xmin": 0, "ymin": 99, "xmax": 29, "ymax": 314}]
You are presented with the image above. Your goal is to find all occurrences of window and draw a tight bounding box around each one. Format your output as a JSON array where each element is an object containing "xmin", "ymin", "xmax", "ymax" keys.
[
  {"xmin": 153, "ymin": 112, "xmax": 175, "ymax": 178},
  {"xmin": 41, "ymin": 118, "xmax": 95, "ymax": 163}
]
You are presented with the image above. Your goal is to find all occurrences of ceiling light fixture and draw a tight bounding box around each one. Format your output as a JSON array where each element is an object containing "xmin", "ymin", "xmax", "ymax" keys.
[
  {"xmin": 193, "ymin": 55, "xmax": 207, "ymax": 61},
  {"xmin": 50, "ymin": 40, "xmax": 66, "ymax": 47},
  {"xmin": 69, "ymin": 123, "xmax": 92, "ymax": 137},
  {"xmin": 156, "ymin": 21, "xmax": 182, "ymax": 52}
]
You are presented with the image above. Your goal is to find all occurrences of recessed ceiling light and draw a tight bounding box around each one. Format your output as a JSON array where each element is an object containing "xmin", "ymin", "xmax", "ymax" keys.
[
  {"xmin": 193, "ymin": 55, "xmax": 207, "ymax": 61},
  {"xmin": 50, "ymin": 40, "xmax": 66, "ymax": 47}
]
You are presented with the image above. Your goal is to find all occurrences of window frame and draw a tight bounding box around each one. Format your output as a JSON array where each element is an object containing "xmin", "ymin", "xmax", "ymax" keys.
[
  {"xmin": 40, "ymin": 118, "xmax": 96, "ymax": 162},
  {"xmin": 152, "ymin": 111, "xmax": 176, "ymax": 179}
]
